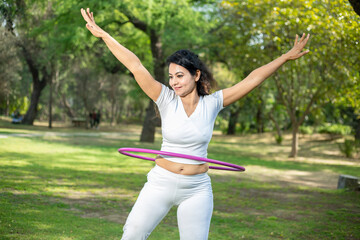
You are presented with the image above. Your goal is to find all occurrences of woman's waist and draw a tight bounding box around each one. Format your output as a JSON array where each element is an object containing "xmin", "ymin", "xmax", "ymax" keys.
[{"xmin": 155, "ymin": 156, "xmax": 209, "ymax": 175}]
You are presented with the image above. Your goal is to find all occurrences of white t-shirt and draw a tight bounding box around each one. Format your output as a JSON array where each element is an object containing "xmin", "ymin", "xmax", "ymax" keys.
[{"xmin": 155, "ymin": 84, "xmax": 224, "ymax": 164}]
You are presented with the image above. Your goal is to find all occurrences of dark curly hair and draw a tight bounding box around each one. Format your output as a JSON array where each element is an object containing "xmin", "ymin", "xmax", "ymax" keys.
[{"xmin": 166, "ymin": 50, "xmax": 216, "ymax": 96}]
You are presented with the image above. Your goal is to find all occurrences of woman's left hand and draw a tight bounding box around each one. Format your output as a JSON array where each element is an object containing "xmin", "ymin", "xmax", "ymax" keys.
[{"xmin": 283, "ymin": 33, "xmax": 310, "ymax": 60}]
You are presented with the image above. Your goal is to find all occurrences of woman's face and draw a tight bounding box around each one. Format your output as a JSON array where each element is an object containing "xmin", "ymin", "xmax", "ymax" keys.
[{"xmin": 168, "ymin": 63, "xmax": 200, "ymax": 97}]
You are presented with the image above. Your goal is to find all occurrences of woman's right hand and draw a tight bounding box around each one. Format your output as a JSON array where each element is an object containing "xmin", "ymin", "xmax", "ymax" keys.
[{"xmin": 80, "ymin": 8, "xmax": 107, "ymax": 38}]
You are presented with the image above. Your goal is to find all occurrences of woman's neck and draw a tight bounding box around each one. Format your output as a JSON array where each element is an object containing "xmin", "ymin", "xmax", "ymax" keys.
[{"xmin": 180, "ymin": 88, "xmax": 200, "ymax": 107}]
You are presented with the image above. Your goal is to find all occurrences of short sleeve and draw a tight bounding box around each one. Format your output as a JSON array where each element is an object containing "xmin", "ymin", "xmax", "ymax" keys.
[
  {"xmin": 211, "ymin": 90, "xmax": 225, "ymax": 113},
  {"xmin": 154, "ymin": 84, "xmax": 176, "ymax": 111}
]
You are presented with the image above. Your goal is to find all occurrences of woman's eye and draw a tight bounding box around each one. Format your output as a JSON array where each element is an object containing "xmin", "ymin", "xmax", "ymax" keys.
[{"xmin": 177, "ymin": 75, "xmax": 183, "ymax": 78}]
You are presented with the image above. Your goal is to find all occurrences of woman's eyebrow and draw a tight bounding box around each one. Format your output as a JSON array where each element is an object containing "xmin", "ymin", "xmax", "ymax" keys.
[{"xmin": 169, "ymin": 71, "xmax": 184, "ymax": 75}]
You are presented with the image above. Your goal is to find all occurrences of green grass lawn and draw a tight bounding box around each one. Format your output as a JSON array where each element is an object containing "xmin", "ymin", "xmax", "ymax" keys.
[{"xmin": 1, "ymin": 120, "xmax": 359, "ymax": 239}]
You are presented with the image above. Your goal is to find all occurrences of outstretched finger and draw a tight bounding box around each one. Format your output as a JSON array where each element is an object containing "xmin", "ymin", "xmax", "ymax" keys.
[
  {"xmin": 294, "ymin": 34, "xmax": 299, "ymax": 47},
  {"xmin": 298, "ymin": 50, "xmax": 310, "ymax": 58},
  {"xmin": 304, "ymin": 34, "xmax": 310, "ymax": 44},
  {"xmin": 81, "ymin": 8, "xmax": 91, "ymax": 23},
  {"xmin": 299, "ymin": 33, "xmax": 306, "ymax": 43},
  {"xmin": 300, "ymin": 34, "xmax": 310, "ymax": 47},
  {"xmin": 87, "ymin": 8, "xmax": 94, "ymax": 22},
  {"xmin": 80, "ymin": 8, "xmax": 86, "ymax": 20}
]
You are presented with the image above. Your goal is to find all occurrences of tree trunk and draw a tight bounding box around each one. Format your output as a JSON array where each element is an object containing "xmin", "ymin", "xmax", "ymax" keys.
[
  {"xmin": 140, "ymin": 100, "xmax": 157, "ymax": 142},
  {"xmin": 117, "ymin": 104, "xmax": 123, "ymax": 124},
  {"xmin": 289, "ymin": 124, "xmax": 299, "ymax": 158},
  {"xmin": 354, "ymin": 114, "xmax": 360, "ymax": 141},
  {"xmin": 110, "ymin": 100, "xmax": 115, "ymax": 126},
  {"xmin": 22, "ymin": 79, "xmax": 46, "ymax": 124},
  {"xmin": 48, "ymin": 77, "xmax": 52, "ymax": 128},
  {"xmin": 140, "ymin": 31, "xmax": 165, "ymax": 142},
  {"xmin": 227, "ymin": 107, "xmax": 240, "ymax": 135},
  {"xmin": 269, "ymin": 113, "xmax": 282, "ymax": 139},
  {"xmin": 114, "ymin": 102, "xmax": 119, "ymax": 125},
  {"xmin": 5, "ymin": 94, "xmax": 9, "ymax": 116},
  {"xmin": 80, "ymin": 79, "xmax": 91, "ymax": 113},
  {"xmin": 48, "ymin": 67, "xmax": 57, "ymax": 128},
  {"xmin": 120, "ymin": 12, "xmax": 165, "ymax": 142},
  {"xmin": 20, "ymin": 44, "xmax": 49, "ymax": 125},
  {"xmin": 61, "ymin": 93, "xmax": 75, "ymax": 119},
  {"xmin": 256, "ymin": 100, "xmax": 264, "ymax": 133}
]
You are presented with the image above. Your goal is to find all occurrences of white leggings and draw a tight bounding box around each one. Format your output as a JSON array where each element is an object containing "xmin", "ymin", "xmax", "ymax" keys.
[{"xmin": 121, "ymin": 165, "xmax": 213, "ymax": 240}]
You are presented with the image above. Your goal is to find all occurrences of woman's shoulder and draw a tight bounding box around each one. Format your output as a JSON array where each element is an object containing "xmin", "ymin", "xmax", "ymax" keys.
[
  {"xmin": 203, "ymin": 90, "xmax": 224, "ymax": 111},
  {"xmin": 204, "ymin": 89, "xmax": 223, "ymax": 100},
  {"xmin": 155, "ymin": 84, "xmax": 177, "ymax": 109}
]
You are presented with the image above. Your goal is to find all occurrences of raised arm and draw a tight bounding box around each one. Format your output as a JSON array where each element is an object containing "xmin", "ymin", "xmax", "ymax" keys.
[
  {"xmin": 222, "ymin": 33, "xmax": 310, "ymax": 107},
  {"xmin": 80, "ymin": 8, "xmax": 162, "ymax": 101}
]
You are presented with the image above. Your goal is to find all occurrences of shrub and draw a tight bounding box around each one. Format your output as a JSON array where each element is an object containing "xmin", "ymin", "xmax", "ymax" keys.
[
  {"xmin": 275, "ymin": 134, "xmax": 283, "ymax": 145},
  {"xmin": 215, "ymin": 117, "xmax": 228, "ymax": 134},
  {"xmin": 338, "ymin": 139, "xmax": 357, "ymax": 158},
  {"xmin": 317, "ymin": 123, "xmax": 352, "ymax": 135},
  {"xmin": 299, "ymin": 125, "xmax": 314, "ymax": 134}
]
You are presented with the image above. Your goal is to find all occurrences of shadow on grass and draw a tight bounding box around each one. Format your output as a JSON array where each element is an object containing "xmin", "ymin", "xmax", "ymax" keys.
[
  {"xmin": 1, "ymin": 158, "xmax": 152, "ymax": 193},
  {"xmin": 0, "ymin": 191, "xmax": 124, "ymax": 240}
]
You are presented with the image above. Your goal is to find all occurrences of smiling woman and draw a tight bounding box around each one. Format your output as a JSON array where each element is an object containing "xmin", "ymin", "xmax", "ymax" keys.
[
  {"xmin": 167, "ymin": 49, "xmax": 216, "ymax": 97},
  {"xmin": 81, "ymin": 6, "xmax": 310, "ymax": 240}
]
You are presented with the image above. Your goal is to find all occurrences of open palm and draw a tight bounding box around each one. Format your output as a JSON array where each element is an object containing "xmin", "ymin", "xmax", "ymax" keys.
[
  {"xmin": 285, "ymin": 33, "xmax": 310, "ymax": 60},
  {"xmin": 80, "ymin": 8, "xmax": 107, "ymax": 38}
]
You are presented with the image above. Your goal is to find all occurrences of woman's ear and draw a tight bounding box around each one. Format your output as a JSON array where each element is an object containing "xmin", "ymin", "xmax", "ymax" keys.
[{"xmin": 195, "ymin": 70, "xmax": 201, "ymax": 82}]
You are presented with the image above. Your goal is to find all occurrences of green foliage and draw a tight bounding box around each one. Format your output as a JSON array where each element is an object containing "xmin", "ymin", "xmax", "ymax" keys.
[
  {"xmin": 338, "ymin": 139, "xmax": 359, "ymax": 158},
  {"xmin": 299, "ymin": 125, "xmax": 314, "ymax": 135},
  {"xmin": 220, "ymin": 0, "xmax": 359, "ymax": 105},
  {"xmin": 12, "ymin": 97, "xmax": 30, "ymax": 115},
  {"xmin": 275, "ymin": 134, "xmax": 283, "ymax": 144},
  {"xmin": 0, "ymin": 27, "xmax": 24, "ymax": 114},
  {"xmin": 214, "ymin": 0, "xmax": 360, "ymax": 157},
  {"xmin": 317, "ymin": 123, "xmax": 352, "ymax": 136},
  {"xmin": 215, "ymin": 116, "xmax": 229, "ymax": 134}
]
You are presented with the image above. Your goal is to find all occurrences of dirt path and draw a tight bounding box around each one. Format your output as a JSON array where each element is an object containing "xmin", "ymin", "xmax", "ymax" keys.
[
  {"xmin": 211, "ymin": 132, "xmax": 360, "ymax": 190},
  {"xmin": 243, "ymin": 167, "xmax": 339, "ymax": 189}
]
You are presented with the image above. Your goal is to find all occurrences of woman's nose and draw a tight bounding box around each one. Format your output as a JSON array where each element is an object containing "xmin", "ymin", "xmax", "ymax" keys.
[{"xmin": 172, "ymin": 78, "xmax": 178, "ymax": 85}]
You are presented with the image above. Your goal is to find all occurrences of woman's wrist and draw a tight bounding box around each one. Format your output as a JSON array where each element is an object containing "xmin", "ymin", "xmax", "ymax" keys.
[
  {"xmin": 280, "ymin": 53, "xmax": 291, "ymax": 62},
  {"xmin": 101, "ymin": 32, "xmax": 111, "ymax": 41}
]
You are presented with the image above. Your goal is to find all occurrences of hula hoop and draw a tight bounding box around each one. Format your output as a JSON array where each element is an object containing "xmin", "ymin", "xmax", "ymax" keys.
[{"xmin": 118, "ymin": 147, "xmax": 245, "ymax": 172}]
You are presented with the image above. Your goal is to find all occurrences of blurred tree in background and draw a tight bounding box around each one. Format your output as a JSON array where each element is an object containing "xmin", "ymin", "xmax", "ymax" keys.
[{"xmin": 211, "ymin": 0, "xmax": 359, "ymax": 157}]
